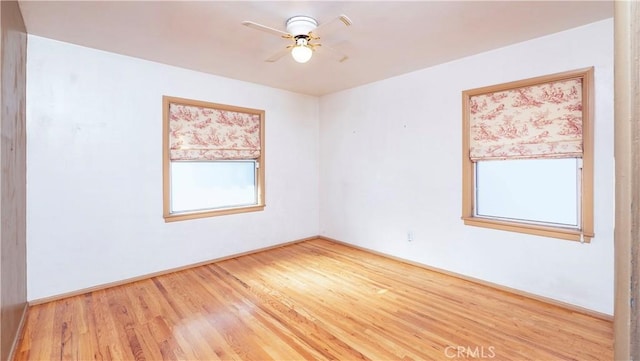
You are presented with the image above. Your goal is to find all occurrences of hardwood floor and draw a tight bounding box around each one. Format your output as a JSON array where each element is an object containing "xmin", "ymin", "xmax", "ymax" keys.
[{"xmin": 14, "ymin": 238, "xmax": 613, "ymax": 360}]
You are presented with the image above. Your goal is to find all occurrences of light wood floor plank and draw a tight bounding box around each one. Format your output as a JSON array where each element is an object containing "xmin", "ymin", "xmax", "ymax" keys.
[{"xmin": 14, "ymin": 238, "xmax": 612, "ymax": 360}]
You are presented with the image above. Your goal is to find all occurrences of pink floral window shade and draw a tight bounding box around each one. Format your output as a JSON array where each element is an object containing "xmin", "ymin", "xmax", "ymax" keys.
[
  {"xmin": 169, "ymin": 103, "xmax": 261, "ymax": 161},
  {"xmin": 469, "ymin": 78, "xmax": 583, "ymax": 161}
]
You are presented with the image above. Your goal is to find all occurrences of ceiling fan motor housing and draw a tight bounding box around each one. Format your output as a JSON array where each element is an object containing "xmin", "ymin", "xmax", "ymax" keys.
[{"xmin": 286, "ymin": 16, "xmax": 318, "ymax": 36}]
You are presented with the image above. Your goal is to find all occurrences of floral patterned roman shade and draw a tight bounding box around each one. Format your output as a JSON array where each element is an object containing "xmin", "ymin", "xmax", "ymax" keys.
[
  {"xmin": 168, "ymin": 103, "xmax": 261, "ymax": 161},
  {"xmin": 468, "ymin": 78, "xmax": 583, "ymax": 161}
]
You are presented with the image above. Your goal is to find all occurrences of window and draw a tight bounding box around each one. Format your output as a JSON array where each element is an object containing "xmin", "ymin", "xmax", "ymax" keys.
[
  {"xmin": 461, "ymin": 68, "xmax": 594, "ymax": 242},
  {"xmin": 170, "ymin": 161, "xmax": 258, "ymax": 212},
  {"xmin": 475, "ymin": 158, "xmax": 579, "ymax": 227},
  {"xmin": 163, "ymin": 96, "xmax": 265, "ymax": 222}
]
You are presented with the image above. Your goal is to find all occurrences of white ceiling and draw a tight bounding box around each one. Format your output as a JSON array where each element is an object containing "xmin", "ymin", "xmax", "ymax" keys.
[{"xmin": 18, "ymin": 1, "xmax": 613, "ymax": 96}]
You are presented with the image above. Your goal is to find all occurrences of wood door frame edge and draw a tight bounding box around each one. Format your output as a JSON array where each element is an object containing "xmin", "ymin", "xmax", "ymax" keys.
[{"xmin": 614, "ymin": 2, "xmax": 639, "ymax": 360}]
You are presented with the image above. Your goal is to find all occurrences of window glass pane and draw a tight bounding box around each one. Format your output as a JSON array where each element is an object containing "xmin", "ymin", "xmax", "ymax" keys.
[
  {"xmin": 475, "ymin": 158, "xmax": 579, "ymax": 227},
  {"xmin": 170, "ymin": 161, "xmax": 256, "ymax": 213}
]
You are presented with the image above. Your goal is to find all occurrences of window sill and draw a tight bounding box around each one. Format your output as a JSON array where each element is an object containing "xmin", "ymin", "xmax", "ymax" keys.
[
  {"xmin": 462, "ymin": 216, "xmax": 593, "ymax": 243},
  {"xmin": 164, "ymin": 204, "xmax": 265, "ymax": 222}
]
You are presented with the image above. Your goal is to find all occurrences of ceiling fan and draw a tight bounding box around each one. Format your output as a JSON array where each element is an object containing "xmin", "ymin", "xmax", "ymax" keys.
[{"xmin": 242, "ymin": 14, "xmax": 352, "ymax": 64}]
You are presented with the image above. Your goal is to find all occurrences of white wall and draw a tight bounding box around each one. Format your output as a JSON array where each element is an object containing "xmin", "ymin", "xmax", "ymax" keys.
[
  {"xmin": 26, "ymin": 35, "xmax": 320, "ymax": 300},
  {"xmin": 27, "ymin": 19, "xmax": 615, "ymax": 314},
  {"xmin": 319, "ymin": 19, "xmax": 614, "ymax": 314}
]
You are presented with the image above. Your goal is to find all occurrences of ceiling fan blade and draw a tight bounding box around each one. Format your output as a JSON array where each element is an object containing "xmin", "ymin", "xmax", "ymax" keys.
[
  {"xmin": 313, "ymin": 14, "xmax": 353, "ymax": 35},
  {"xmin": 318, "ymin": 43, "xmax": 349, "ymax": 63},
  {"xmin": 242, "ymin": 21, "xmax": 292, "ymax": 38},
  {"xmin": 265, "ymin": 47, "xmax": 292, "ymax": 63}
]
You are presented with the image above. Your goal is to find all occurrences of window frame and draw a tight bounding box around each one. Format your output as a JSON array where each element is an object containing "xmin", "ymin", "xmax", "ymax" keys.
[
  {"xmin": 162, "ymin": 96, "xmax": 265, "ymax": 222},
  {"xmin": 461, "ymin": 68, "xmax": 594, "ymax": 242}
]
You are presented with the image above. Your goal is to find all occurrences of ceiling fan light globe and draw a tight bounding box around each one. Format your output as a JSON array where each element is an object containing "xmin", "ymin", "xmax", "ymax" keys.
[{"xmin": 291, "ymin": 45, "xmax": 313, "ymax": 63}]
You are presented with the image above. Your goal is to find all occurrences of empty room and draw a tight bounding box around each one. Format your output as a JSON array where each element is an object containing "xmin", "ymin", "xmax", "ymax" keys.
[{"xmin": 0, "ymin": 1, "xmax": 638, "ymax": 360}]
